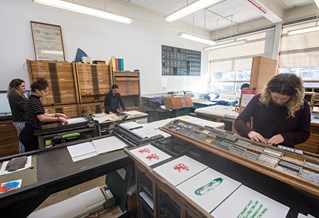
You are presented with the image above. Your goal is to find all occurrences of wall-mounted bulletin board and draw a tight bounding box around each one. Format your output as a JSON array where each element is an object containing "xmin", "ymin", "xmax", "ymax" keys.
[
  {"xmin": 162, "ymin": 45, "xmax": 201, "ymax": 76},
  {"xmin": 30, "ymin": 21, "xmax": 65, "ymax": 61}
]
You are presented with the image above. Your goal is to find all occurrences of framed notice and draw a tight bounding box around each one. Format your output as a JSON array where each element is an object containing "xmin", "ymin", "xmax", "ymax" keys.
[{"xmin": 30, "ymin": 21, "xmax": 65, "ymax": 61}]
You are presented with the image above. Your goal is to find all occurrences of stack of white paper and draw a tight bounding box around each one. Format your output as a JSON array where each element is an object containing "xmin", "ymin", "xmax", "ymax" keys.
[
  {"xmin": 176, "ymin": 168, "xmax": 241, "ymax": 213},
  {"xmin": 119, "ymin": 121, "xmax": 142, "ymax": 130},
  {"xmin": 153, "ymin": 155, "xmax": 207, "ymax": 186},
  {"xmin": 211, "ymin": 185, "xmax": 289, "ymax": 218},
  {"xmin": 129, "ymin": 144, "xmax": 171, "ymax": 166},
  {"xmin": 92, "ymin": 136, "xmax": 127, "ymax": 155},
  {"xmin": 67, "ymin": 142, "xmax": 97, "ymax": 162},
  {"xmin": 66, "ymin": 117, "xmax": 87, "ymax": 124}
]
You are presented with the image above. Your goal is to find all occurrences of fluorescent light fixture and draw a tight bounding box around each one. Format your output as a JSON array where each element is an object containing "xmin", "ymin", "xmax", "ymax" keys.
[
  {"xmin": 179, "ymin": 32, "xmax": 216, "ymax": 46},
  {"xmin": 33, "ymin": 0, "xmax": 133, "ymax": 24},
  {"xmin": 203, "ymin": 40, "xmax": 246, "ymax": 50},
  {"xmin": 165, "ymin": 0, "xmax": 221, "ymax": 22},
  {"xmin": 315, "ymin": 0, "xmax": 319, "ymax": 8},
  {"xmin": 287, "ymin": 26, "xmax": 319, "ymax": 35}
]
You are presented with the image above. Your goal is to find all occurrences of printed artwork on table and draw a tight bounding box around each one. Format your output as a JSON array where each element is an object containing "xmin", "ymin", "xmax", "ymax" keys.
[
  {"xmin": 129, "ymin": 144, "xmax": 171, "ymax": 166},
  {"xmin": 0, "ymin": 179, "xmax": 22, "ymax": 194},
  {"xmin": 154, "ymin": 155, "xmax": 207, "ymax": 186},
  {"xmin": 211, "ymin": 185, "xmax": 289, "ymax": 218},
  {"xmin": 176, "ymin": 168, "xmax": 241, "ymax": 213}
]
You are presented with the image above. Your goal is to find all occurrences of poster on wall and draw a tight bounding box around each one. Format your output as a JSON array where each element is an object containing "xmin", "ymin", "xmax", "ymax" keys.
[{"xmin": 30, "ymin": 21, "xmax": 65, "ymax": 61}]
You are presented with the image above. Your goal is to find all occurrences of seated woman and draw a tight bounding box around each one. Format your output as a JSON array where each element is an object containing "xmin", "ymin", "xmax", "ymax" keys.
[{"xmin": 19, "ymin": 78, "xmax": 68, "ymax": 151}]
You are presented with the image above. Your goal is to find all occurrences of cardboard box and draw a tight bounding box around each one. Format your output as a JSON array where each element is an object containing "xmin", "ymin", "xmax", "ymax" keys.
[{"xmin": 163, "ymin": 96, "xmax": 193, "ymax": 110}]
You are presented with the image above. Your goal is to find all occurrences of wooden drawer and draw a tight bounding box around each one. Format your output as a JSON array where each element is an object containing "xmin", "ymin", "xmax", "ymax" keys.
[
  {"xmin": 81, "ymin": 102, "xmax": 105, "ymax": 115},
  {"xmin": 44, "ymin": 104, "xmax": 80, "ymax": 118},
  {"xmin": 27, "ymin": 60, "xmax": 78, "ymax": 106},
  {"xmin": 0, "ymin": 120, "xmax": 19, "ymax": 157}
]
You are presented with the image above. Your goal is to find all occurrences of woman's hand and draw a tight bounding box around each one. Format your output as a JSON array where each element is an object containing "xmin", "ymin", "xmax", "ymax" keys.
[
  {"xmin": 58, "ymin": 116, "xmax": 68, "ymax": 124},
  {"xmin": 248, "ymin": 131, "xmax": 266, "ymax": 143},
  {"xmin": 56, "ymin": 113, "xmax": 67, "ymax": 119},
  {"xmin": 266, "ymin": 134, "xmax": 284, "ymax": 145}
]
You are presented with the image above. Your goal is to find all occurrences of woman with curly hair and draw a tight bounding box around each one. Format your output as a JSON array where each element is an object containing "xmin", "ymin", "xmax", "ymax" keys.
[
  {"xmin": 7, "ymin": 79, "xmax": 27, "ymax": 153},
  {"xmin": 19, "ymin": 78, "xmax": 68, "ymax": 151},
  {"xmin": 235, "ymin": 73, "xmax": 310, "ymax": 147}
]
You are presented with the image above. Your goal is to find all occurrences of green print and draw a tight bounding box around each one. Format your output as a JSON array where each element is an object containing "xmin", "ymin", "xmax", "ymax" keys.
[
  {"xmin": 194, "ymin": 177, "xmax": 223, "ymax": 196},
  {"xmin": 237, "ymin": 200, "xmax": 268, "ymax": 218},
  {"xmin": 237, "ymin": 200, "xmax": 252, "ymax": 218}
]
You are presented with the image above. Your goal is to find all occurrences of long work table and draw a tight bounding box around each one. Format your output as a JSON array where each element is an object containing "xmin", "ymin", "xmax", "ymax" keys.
[{"xmin": 0, "ymin": 138, "xmax": 132, "ymax": 218}]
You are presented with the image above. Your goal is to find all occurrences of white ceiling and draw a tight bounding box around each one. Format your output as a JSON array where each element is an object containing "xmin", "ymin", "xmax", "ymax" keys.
[{"xmin": 123, "ymin": 0, "xmax": 315, "ymax": 31}]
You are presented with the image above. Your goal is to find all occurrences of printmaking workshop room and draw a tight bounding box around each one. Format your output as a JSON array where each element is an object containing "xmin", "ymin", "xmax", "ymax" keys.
[{"xmin": 1, "ymin": 0, "xmax": 319, "ymax": 217}]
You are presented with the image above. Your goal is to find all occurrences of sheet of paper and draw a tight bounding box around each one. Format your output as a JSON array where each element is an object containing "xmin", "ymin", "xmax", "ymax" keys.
[
  {"xmin": 125, "ymin": 110, "xmax": 142, "ymax": 115},
  {"xmin": 119, "ymin": 121, "xmax": 142, "ymax": 130},
  {"xmin": 67, "ymin": 117, "xmax": 87, "ymax": 124},
  {"xmin": 67, "ymin": 142, "xmax": 97, "ymax": 162},
  {"xmin": 132, "ymin": 127, "xmax": 170, "ymax": 138},
  {"xmin": 154, "ymin": 155, "xmax": 207, "ymax": 186},
  {"xmin": 129, "ymin": 144, "xmax": 171, "ymax": 166},
  {"xmin": 139, "ymin": 191, "xmax": 154, "ymax": 209},
  {"xmin": 0, "ymin": 179, "xmax": 22, "ymax": 193},
  {"xmin": 211, "ymin": 185, "xmax": 289, "ymax": 218},
  {"xmin": 176, "ymin": 168, "xmax": 241, "ymax": 213},
  {"xmin": 0, "ymin": 156, "xmax": 32, "ymax": 175},
  {"xmin": 92, "ymin": 136, "xmax": 127, "ymax": 154}
]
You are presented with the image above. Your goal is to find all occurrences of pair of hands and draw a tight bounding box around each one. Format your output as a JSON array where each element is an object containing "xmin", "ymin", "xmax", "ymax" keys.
[
  {"xmin": 247, "ymin": 131, "xmax": 284, "ymax": 145},
  {"xmin": 56, "ymin": 113, "xmax": 68, "ymax": 124}
]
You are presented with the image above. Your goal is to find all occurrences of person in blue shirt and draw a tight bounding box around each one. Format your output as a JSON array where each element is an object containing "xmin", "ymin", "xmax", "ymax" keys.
[{"xmin": 104, "ymin": 84, "xmax": 126, "ymax": 114}]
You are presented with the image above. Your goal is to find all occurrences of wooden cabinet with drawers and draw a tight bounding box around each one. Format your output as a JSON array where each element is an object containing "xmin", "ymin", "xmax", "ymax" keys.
[{"xmin": 0, "ymin": 119, "xmax": 19, "ymax": 157}]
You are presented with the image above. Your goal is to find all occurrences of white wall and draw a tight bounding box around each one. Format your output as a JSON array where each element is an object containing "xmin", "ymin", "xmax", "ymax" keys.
[{"xmin": 0, "ymin": 0, "xmax": 209, "ymax": 95}]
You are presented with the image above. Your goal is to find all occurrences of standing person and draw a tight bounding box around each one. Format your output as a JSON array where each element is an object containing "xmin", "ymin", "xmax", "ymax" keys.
[
  {"xmin": 104, "ymin": 84, "xmax": 126, "ymax": 114},
  {"xmin": 7, "ymin": 79, "xmax": 27, "ymax": 153},
  {"xmin": 19, "ymin": 78, "xmax": 68, "ymax": 151},
  {"xmin": 234, "ymin": 73, "xmax": 310, "ymax": 147}
]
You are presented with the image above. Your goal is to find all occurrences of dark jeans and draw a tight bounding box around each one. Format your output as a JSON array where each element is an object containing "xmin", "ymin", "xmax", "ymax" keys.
[{"xmin": 19, "ymin": 123, "xmax": 39, "ymax": 152}]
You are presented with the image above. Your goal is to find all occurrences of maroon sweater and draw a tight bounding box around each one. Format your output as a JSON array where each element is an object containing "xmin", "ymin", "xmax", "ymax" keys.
[{"xmin": 235, "ymin": 94, "xmax": 310, "ymax": 147}]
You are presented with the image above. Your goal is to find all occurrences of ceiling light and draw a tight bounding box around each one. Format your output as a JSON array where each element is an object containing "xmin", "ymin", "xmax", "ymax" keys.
[
  {"xmin": 287, "ymin": 26, "xmax": 319, "ymax": 35},
  {"xmin": 203, "ymin": 40, "xmax": 246, "ymax": 50},
  {"xmin": 179, "ymin": 33, "xmax": 216, "ymax": 46},
  {"xmin": 165, "ymin": 0, "xmax": 222, "ymax": 22},
  {"xmin": 315, "ymin": 0, "xmax": 319, "ymax": 8},
  {"xmin": 33, "ymin": 0, "xmax": 133, "ymax": 24}
]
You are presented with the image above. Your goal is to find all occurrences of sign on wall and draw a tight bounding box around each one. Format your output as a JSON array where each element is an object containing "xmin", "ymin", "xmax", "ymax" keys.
[
  {"xmin": 30, "ymin": 21, "xmax": 65, "ymax": 61},
  {"xmin": 162, "ymin": 45, "xmax": 201, "ymax": 76}
]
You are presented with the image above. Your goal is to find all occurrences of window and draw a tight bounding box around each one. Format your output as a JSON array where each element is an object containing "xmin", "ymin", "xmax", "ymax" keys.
[
  {"xmin": 279, "ymin": 19, "xmax": 319, "ymax": 87},
  {"xmin": 208, "ymin": 28, "xmax": 275, "ymax": 94}
]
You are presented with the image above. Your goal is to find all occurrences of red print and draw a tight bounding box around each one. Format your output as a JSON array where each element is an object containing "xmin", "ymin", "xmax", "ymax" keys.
[
  {"xmin": 146, "ymin": 154, "xmax": 159, "ymax": 161},
  {"xmin": 138, "ymin": 148, "xmax": 151, "ymax": 154},
  {"xmin": 173, "ymin": 163, "xmax": 189, "ymax": 172}
]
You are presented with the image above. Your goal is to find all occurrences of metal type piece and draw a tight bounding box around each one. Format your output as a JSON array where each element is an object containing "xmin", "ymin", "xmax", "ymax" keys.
[
  {"xmin": 229, "ymin": 145, "xmax": 245, "ymax": 155},
  {"xmin": 304, "ymin": 161, "xmax": 319, "ymax": 170},
  {"xmin": 208, "ymin": 131, "xmax": 217, "ymax": 137},
  {"xmin": 241, "ymin": 151, "xmax": 259, "ymax": 160},
  {"xmin": 281, "ymin": 156, "xmax": 305, "ymax": 165},
  {"xmin": 257, "ymin": 154, "xmax": 279, "ymax": 167},
  {"xmin": 235, "ymin": 140, "xmax": 252, "ymax": 148},
  {"xmin": 278, "ymin": 160, "xmax": 301, "ymax": 172},
  {"xmin": 248, "ymin": 144, "xmax": 264, "ymax": 152},
  {"xmin": 211, "ymin": 138, "xmax": 223, "ymax": 146},
  {"xmin": 299, "ymin": 169, "xmax": 319, "ymax": 184},
  {"xmin": 194, "ymin": 133, "xmax": 207, "ymax": 141},
  {"xmin": 215, "ymin": 132, "xmax": 226, "ymax": 139},
  {"xmin": 263, "ymin": 148, "xmax": 283, "ymax": 157},
  {"xmin": 221, "ymin": 141, "xmax": 234, "ymax": 148},
  {"xmin": 225, "ymin": 134, "xmax": 238, "ymax": 142},
  {"xmin": 216, "ymin": 143, "xmax": 231, "ymax": 150},
  {"xmin": 275, "ymin": 165, "xmax": 299, "ymax": 176}
]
